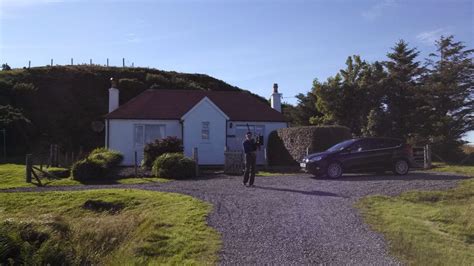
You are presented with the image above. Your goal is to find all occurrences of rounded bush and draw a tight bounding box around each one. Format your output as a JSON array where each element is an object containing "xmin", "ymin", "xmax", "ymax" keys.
[
  {"xmin": 89, "ymin": 148, "xmax": 123, "ymax": 167},
  {"xmin": 152, "ymin": 153, "xmax": 195, "ymax": 179},
  {"xmin": 71, "ymin": 159, "xmax": 105, "ymax": 181},
  {"xmin": 143, "ymin": 137, "xmax": 183, "ymax": 168}
]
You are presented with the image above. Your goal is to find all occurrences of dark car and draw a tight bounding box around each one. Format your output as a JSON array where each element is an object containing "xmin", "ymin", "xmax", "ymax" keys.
[{"xmin": 300, "ymin": 137, "xmax": 414, "ymax": 178}]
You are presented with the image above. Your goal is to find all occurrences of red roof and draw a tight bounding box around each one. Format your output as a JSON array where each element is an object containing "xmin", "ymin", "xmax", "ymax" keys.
[{"xmin": 105, "ymin": 89, "xmax": 287, "ymax": 122}]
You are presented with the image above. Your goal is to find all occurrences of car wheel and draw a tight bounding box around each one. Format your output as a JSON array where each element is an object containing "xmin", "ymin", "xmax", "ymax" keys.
[
  {"xmin": 393, "ymin": 159, "xmax": 409, "ymax": 175},
  {"xmin": 326, "ymin": 162, "xmax": 343, "ymax": 179}
]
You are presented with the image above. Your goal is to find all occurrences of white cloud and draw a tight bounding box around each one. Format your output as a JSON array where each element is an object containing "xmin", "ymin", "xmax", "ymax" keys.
[
  {"xmin": 416, "ymin": 28, "xmax": 450, "ymax": 45},
  {"xmin": 362, "ymin": 0, "xmax": 397, "ymax": 21}
]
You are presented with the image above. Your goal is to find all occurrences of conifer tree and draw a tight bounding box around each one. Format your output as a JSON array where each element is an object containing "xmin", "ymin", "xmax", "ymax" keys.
[{"xmin": 383, "ymin": 40, "xmax": 424, "ymax": 138}]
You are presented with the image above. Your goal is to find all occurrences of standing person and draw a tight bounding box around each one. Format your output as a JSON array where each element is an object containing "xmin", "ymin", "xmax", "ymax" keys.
[{"xmin": 242, "ymin": 131, "xmax": 257, "ymax": 187}]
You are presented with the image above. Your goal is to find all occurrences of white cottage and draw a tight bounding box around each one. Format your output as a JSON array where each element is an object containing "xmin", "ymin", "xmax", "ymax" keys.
[{"xmin": 104, "ymin": 81, "xmax": 287, "ymax": 165}]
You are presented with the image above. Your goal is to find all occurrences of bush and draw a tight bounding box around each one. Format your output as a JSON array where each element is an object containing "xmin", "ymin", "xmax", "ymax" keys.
[
  {"xmin": 143, "ymin": 136, "xmax": 183, "ymax": 168},
  {"xmin": 46, "ymin": 167, "xmax": 70, "ymax": 178},
  {"xmin": 152, "ymin": 153, "xmax": 195, "ymax": 179},
  {"xmin": 71, "ymin": 148, "xmax": 123, "ymax": 181},
  {"xmin": 89, "ymin": 148, "xmax": 123, "ymax": 168},
  {"xmin": 71, "ymin": 159, "xmax": 105, "ymax": 181},
  {"xmin": 267, "ymin": 126, "xmax": 352, "ymax": 165}
]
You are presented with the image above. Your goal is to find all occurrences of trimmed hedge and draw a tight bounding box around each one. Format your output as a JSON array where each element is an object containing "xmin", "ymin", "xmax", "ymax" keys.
[
  {"xmin": 267, "ymin": 126, "xmax": 352, "ymax": 165},
  {"xmin": 143, "ymin": 136, "xmax": 183, "ymax": 168},
  {"xmin": 71, "ymin": 148, "xmax": 123, "ymax": 181},
  {"xmin": 152, "ymin": 153, "xmax": 196, "ymax": 179}
]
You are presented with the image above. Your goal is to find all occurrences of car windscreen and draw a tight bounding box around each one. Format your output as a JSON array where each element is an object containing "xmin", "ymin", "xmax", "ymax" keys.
[{"xmin": 327, "ymin": 139, "xmax": 356, "ymax": 152}]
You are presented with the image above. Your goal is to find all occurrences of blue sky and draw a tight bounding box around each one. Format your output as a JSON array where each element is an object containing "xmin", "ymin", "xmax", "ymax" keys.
[{"xmin": 0, "ymin": 0, "xmax": 473, "ymax": 142}]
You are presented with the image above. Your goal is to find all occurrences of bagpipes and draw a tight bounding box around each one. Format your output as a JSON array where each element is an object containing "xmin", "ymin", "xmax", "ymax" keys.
[{"xmin": 246, "ymin": 123, "xmax": 264, "ymax": 149}]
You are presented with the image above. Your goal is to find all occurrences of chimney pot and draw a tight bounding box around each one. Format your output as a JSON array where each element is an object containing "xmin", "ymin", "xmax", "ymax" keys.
[{"xmin": 273, "ymin": 83, "xmax": 278, "ymax": 93}]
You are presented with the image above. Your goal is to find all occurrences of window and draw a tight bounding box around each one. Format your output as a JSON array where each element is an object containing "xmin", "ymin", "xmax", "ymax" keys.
[
  {"xmin": 134, "ymin": 124, "xmax": 165, "ymax": 147},
  {"xmin": 202, "ymin": 122, "xmax": 210, "ymax": 140},
  {"xmin": 351, "ymin": 139, "xmax": 376, "ymax": 152}
]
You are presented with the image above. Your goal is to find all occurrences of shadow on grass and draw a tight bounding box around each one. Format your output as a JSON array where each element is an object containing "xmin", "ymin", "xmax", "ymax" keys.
[{"xmin": 252, "ymin": 185, "xmax": 345, "ymax": 197}]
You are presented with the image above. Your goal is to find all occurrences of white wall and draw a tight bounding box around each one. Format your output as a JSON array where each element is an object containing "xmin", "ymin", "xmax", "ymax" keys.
[
  {"xmin": 107, "ymin": 119, "xmax": 182, "ymax": 165},
  {"xmin": 226, "ymin": 121, "xmax": 287, "ymax": 164},
  {"xmin": 182, "ymin": 100, "xmax": 227, "ymax": 165}
]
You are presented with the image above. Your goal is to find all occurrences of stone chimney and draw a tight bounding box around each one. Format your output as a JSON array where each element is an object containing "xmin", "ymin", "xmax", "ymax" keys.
[
  {"xmin": 270, "ymin": 83, "xmax": 282, "ymax": 112},
  {"xmin": 108, "ymin": 78, "xmax": 119, "ymax": 113}
]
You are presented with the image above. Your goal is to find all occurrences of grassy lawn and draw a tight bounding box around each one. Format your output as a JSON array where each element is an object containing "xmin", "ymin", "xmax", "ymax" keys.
[
  {"xmin": 357, "ymin": 177, "xmax": 474, "ymax": 265},
  {"xmin": 256, "ymin": 171, "xmax": 291, "ymax": 176},
  {"xmin": 0, "ymin": 189, "xmax": 220, "ymax": 265},
  {"xmin": 427, "ymin": 162, "xmax": 474, "ymax": 177},
  {"xmin": 0, "ymin": 164, "xmax": 168, "ymax": 189}
]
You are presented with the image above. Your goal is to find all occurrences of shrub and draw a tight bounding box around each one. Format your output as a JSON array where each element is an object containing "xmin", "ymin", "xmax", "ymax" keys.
[
  {"xmin": 46, "ymin": 167, "xmax": 70, "ymax": 178},
  {"xmin": 267, "ymin": 125, "xmax": 352, "ymax": 165},
  {"xmin": 143, "ymin": 136, "xmax": 183, "ymax": 168},
  {"xmin": 71, "ymin": 159, "xmax": 105, "ymax": 181},
  {"xmin": 89, "ymin": 148, "xmax": 123, "ymax": 167},
  {"xmin": 152, "ymin": 153, "xmax": 195, "ymax": 179},
  {"xmin": 71, "ymin": 148, "xmax": 123, "ymax": 181}
]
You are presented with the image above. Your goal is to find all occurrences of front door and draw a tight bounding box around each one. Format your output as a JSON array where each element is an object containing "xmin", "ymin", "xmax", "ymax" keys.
[{"xmin": 229, "ymin": 125, "xmax": 265, "ymax": 165}]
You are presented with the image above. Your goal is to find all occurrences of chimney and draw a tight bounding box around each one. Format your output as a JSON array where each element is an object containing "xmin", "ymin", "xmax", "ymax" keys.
[
  {"xmin": 270, "ymin": 83, "xmax": 282, "ymax": 112},
  {"xmin": 108, "ymin": 78, "xmax": 119, "ymax": 113}
]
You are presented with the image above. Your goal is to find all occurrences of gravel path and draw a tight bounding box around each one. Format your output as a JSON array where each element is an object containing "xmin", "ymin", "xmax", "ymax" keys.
[{"xmin": 2, "ymin": 172, "xmax": 469, "ymax": 265}]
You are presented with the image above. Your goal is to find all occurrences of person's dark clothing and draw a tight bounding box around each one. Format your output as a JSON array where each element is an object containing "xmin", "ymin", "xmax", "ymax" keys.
[
  {"xmin": 243, "ymin": 152, "xmax": 256, "ymax": 186},
  {"xmin": 243, "ymin": 138, "xmax": 257, "ymax": 185},
  {"xmin": 243, "ymin": 139, "xmax": 257, "ymax": 153}
]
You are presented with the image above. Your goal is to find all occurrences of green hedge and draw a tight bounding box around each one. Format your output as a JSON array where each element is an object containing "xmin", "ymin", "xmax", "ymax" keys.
[
  {"xmin": 152, "ymin": 153, "xmax": 195, "ymax": 179},
  {"xmin": 267, "ymin": 126, "xmax": 352, "ymax": 165},
  {"xmin": 71, "ymin": 148, "xmax": 123, "ymax": 181}
]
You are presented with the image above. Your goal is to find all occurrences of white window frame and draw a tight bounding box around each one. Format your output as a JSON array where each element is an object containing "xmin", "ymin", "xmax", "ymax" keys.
[
  {"xmin": 202, "ymin": 121, "xmax": 210, "ymax": 140},
  {"xmin": 134, "ymin": 124, "xmax": 166, "ymax": 148}
]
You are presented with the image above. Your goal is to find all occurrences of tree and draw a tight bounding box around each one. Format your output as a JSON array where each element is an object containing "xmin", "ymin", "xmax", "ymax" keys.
[
  {"xmin": 315, "ymin": 55, "xmax": 380, "ymax": 134},
  {"xmin": 284, "ymin": 91, "xmax": 322, "ymax": 126},
  {"xmin": 422, "ymin": 36, "xmax": 474, "ymax": 160},
  {"xmin": 383, "ymin": 40, "xmax": 424, "ymax": 138},
  {"xmin": 1, "ymin": 63, "xmax": 11, "ymax": 71}
]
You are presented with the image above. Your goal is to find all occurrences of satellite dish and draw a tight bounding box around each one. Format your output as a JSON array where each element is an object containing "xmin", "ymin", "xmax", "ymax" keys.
[{"xmin": 91, "ymin": 121, "xmax": 105, "ymax": 132}]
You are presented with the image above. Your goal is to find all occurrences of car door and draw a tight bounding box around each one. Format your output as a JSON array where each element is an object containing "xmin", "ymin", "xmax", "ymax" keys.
[
  {"xmin": 338, "ymin": 139, "xmax": 370, "ymax": 171},
  {"xmin": 341, "ymin": 139, "xmax": 380, "ymax": 172}
]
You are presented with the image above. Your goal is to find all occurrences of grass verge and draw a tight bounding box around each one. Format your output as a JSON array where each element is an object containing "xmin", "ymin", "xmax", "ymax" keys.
[
  {"xmin": 0, "ymin": 164, "xmax": 168, "ymax": 189},
  {"xmin": 256, "ymin": 171, "xmax": 300, "ymax": 177},
  {"xmin": 427, "ymin": 163, "xmax": 474, "ymax": 177},
  {"xmin": 356, "ymin": 178, "xmax": 474, "ymax": 265},
  {"xmin": 0, "ymin": 189, "xmax": 220, "ymax": 265}
]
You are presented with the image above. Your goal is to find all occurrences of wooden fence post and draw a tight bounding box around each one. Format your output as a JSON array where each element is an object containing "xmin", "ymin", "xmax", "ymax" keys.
[
  {"xmin": 25, "ymin": 154, "xmax": 32, "ymax": 183},
  {"xmin": 49, "ymin": 144, "xmax": 53, "ymax": 167},
  {"xmin": 134, "ymin": 151, "xmax": 138, "ymax": 177},
  {"xmin": 193, "ymin": 147, "xmax": 199, "ymax": 177}
]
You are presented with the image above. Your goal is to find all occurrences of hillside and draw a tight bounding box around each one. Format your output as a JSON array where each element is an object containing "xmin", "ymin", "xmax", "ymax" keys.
[{"xmin": 0, "ymin": 65, "xmax": 263, "ymax": 155}]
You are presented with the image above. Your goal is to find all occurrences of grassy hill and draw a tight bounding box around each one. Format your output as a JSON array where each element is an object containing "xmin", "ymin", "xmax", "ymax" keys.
[{"xmin": 0, "ymin": 65, "xmax": 261, "ymax": 156}]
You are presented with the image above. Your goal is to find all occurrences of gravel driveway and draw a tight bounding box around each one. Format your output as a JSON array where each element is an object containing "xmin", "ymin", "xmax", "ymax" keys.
[{"xmin": 2, "ymin": 172, "xmax": 469, "ymax": 265}]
